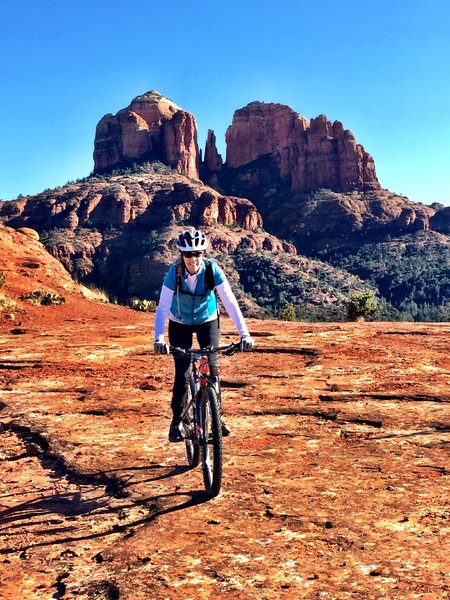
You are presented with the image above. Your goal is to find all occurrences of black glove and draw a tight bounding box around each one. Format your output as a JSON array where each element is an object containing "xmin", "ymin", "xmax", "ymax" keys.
[{"xmin": 154, "ymin": 341, "xmax": 170, "ymax": 355}]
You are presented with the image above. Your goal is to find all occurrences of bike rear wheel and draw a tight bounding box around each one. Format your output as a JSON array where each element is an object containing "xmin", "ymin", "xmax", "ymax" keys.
[
  {"xmin": 183, "ymin": 375, "xmax": 200, "ymax": 467},
  {"xmin": 199, "ymin": 385, "xmax": 223, "ymax": 497}
]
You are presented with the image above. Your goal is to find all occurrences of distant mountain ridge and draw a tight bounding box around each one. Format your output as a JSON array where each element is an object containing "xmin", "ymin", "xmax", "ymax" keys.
[
  {"xmin": 0, "ymin": 163, "xmax": 367, "ymax": 317},
  {"xmin": 90, "ymin": 90, "xmax": 450, "ymax": 241},
  {"xmin": 1, "ymin": 90, "xmax": 449, "ymax": 320}
]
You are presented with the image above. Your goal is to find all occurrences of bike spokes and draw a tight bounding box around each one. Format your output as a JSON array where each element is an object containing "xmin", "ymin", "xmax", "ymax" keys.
[
  {"xmin": 183, "ymin": 376, "xmax": 199, "ymax": 468},
  {"xmin": 199, "ymin": 386, "xmax": 223, "ymax": 498}
]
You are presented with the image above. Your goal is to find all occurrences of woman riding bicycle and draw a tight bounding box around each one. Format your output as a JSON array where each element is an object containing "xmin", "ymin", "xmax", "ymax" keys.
[{"xmin": 154, "ymin": 228, "xmax": 254, "ymax": 442}]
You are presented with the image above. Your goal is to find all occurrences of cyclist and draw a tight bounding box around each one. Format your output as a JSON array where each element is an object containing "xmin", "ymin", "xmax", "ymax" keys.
[{"xmin": 154, "ymin": 228, "xmax": 254, "ymax": 442}]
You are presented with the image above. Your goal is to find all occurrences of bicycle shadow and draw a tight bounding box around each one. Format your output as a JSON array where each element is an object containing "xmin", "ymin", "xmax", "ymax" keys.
[
  {"xmin": 0, "ymin": 423, "xmax": 213, "ymax": 554},
  {"xmin": 0, "ymin": 488, "xmax": 208, "ymax": 554},
  {"xmin": 0, "ymin": 491, "xmax": 108, "ymax": 527},
  {"xmin": 98, "ymin": 463, "xmax": 193, "ymax": 484},
  {"xmin": 0, "ymin": 461, "xmax": 210, "ymax": 554}
]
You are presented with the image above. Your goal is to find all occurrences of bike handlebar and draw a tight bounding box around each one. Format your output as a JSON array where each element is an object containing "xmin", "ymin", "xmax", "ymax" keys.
[{"xmin": 169, "ymin": 342, "xmax": 240, "ymax": 357}]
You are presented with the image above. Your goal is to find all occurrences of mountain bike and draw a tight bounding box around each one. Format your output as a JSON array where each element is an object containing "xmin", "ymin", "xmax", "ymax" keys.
[{"xmin": 169, "ymin": 342, "xmax": 239, "ymax": 498}]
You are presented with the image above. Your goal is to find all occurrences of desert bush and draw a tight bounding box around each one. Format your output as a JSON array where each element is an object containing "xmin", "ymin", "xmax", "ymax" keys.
[
  {"xmin": 0, "ymin": 269, "xmax": 5, "ymax": 289},
  {"xmin": 0, "ymin": 294, "xmax": 16, "ymax": 314},
  {"xmin": 129, "ymin": 297, "xmax": 157, "ymax": 312},
  {"xmin": 80, "ymin": 284, "xmax": 110, "ymax": 303},
  {"xmin": 346, "ymin": 290, "xmax": 381, "ymax": 321},
  {"xmin": 279, "ymin": 303, "xmax": 296, "ymax": 321},
  {"xmin": 21, "ymin": 290, "xmax": 66, "ymax": 306}
]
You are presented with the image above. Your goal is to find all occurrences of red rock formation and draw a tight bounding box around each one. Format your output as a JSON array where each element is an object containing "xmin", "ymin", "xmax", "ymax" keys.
[
  {"xmin": 163, "ymin": 110, "xmax": 199, "ymax": 179},
  {"xmin": 203, "ymin": 129, "xmax": 223, "ymax": 171},
  {"xmin": 225, "ymin": 102, "xmax": 308, "ymax": 168},
  {"xmin": 93, "ymin": 94, "xmax": 378, "ymax": 197},
  {"xmin": 0, "ymin": 170, "xmax": 267, "ymax": 289},
  {"xmin": 0, "ymin": 173, "xmax": 265, "ymax": 236},
  {"xmin": 225, "ymin": 102, "xmax": 379, "ymax": 192},
  {"xmin": 93, "ymin": 91, "xmax": 200, "ymax": 179},
  {"xmin": 430, "ymin": 206, "xmax": 450, "ymax": 232},
  {"xmin": 0, "ymin": 224, "xmax": 82, "ymax": 299},
  {"xmin": 396, "ymin": 206, "xmax": 430, "ymax": 231},
  {"xmin": 15, "ymin": 227, "xmax": 40, "ymax": 241}
]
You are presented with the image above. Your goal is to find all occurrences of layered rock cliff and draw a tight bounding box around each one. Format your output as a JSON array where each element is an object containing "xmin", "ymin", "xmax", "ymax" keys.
[
  {"xmin": 94, "ymin": 91, "xmax": 199, "ymax": 179},
  {"xmin": 0, "ymin": 167, "xmax": 297, "ymax": 303},
  {"xmin": 198, "ymin": 102, "xmax": 444, "ymax": 249},
  {"xmin": 1, "ymin": 171, "xmax": 263, "ymax": 235},
  {"xmin": 215, "ymin": 102, "xmax": 379, "ymax": 193},
  {"xmin": 89, "ymin": 92, "xmax": 449, "ymax": 248}
]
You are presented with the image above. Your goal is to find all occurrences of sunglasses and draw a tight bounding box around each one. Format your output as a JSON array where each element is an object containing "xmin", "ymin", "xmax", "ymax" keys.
[{"xmin": 182, "ymin": 251, "xmax": 203, "ymax": 258}]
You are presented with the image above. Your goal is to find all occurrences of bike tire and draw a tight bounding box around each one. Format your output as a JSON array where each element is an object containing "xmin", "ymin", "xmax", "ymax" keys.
[
  {"xmin": 199, "ymin": 385, "xmax": 223, "ymax": 498},
  {"xmin": 183, "ymin": 375, "xmax": 200, "ymax": 468}
]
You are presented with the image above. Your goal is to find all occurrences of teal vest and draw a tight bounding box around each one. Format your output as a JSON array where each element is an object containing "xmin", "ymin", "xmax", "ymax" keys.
[{"xmin": 164, "ymin": 259, "xmax": 224, "ymax": 325}]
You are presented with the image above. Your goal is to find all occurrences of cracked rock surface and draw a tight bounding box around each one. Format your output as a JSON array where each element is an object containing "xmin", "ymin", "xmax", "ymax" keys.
[{"xmin": 1, "ymin": 304, "xmax": 450, "ymax": 599}]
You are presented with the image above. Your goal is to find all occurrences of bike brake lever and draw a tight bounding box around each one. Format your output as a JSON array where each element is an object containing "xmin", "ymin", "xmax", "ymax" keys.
[
  {"xmin": 171, "ymin": 346, "xmax": 187, "ymax": 357},
  {"xmin": 224, "ymin": 343, "xmax": 237, "ymax": 356}
]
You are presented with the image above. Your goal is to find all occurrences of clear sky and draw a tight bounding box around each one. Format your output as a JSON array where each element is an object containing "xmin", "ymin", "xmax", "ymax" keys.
[{"xmin": 1, "ymin": 0, "xmax": 450, "ymax": 206}]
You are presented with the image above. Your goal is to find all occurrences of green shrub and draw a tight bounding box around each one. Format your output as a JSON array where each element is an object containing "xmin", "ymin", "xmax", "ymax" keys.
[
  {"xmin": 21, "ymin": 290, "xmax": 66, "ymax": 306},
  {"xmin": 129, "ymin": 297, "xmax": 157, "ymax": 312},
  {"xmin": 0, "ymin": 270, "xmax": 5, "ymax": 289},
  {"xmin": 279, "ymin": 303, "xmax": 297, "ymax": 321},
  {"xmin": 346, "ymin": 290, "xmax": 381, "ymax": 321}
]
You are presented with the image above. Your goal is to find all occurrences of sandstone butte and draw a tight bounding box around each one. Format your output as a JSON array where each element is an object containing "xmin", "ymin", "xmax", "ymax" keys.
[
  {"xmin": 94, "ymin": 91, "xmax": 199, "ymax": 179},
  {"xmin": 93, "ymin": 91, "xmax": 379, "ymax": 194},
  {"xmin": 1, "ymin": 224, "xmax": 450, "ymax": 599},
  {"xmin": 224, "ymin": 102, "xmax": 379, "ymax": 192}
]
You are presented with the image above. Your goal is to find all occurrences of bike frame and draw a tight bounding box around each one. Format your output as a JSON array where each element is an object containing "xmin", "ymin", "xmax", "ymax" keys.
[
  {"xmin": 170, "ymin": 342, "xmax": 239, "ymax": 497},
  {"xmin": 192, "ymin": 353, "xmax": 210, "ymax": 439},
  {"xmin": 173, "ymin": 342, "xmax": 238, "ymax": 419}
]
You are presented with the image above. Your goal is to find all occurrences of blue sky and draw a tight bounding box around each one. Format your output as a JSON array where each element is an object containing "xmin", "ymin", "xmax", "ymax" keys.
[{"xmin": 1, "ymin": 0, "xmax": 450, "ymax": 206}]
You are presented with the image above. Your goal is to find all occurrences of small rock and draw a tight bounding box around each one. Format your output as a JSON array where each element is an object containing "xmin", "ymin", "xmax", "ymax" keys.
[{"xmin": 139, "ymin": 382, "xmax": 157, "ymax": 391}]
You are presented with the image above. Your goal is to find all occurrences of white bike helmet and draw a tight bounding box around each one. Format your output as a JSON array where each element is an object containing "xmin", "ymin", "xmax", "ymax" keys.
[{"xmin": 176, "ymin": 228, "xmax": 208, "ymax": 252}]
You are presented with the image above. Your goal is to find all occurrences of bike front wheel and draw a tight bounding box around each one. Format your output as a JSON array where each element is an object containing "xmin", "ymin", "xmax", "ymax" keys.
[
  {"xmin": 198, "ymin": 385, "xmax": 223, "ymax": 498},
  {"xmin": 183, "ymin": 375, "xmax": 200, "ymax": 468}
]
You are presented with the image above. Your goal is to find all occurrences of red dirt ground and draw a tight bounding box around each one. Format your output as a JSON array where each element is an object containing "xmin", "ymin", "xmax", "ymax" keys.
[{"xmin": 1, "ymin": 226, "xmax": 450, "ymax": 598}]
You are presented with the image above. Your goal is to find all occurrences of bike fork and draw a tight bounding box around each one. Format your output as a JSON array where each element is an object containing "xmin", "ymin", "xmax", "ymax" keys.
[{"xmin": 195, "ymin": 392, "xmax": 204, "ymax": 440}]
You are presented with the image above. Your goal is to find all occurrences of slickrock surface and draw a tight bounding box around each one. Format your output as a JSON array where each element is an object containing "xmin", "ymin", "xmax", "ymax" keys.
[{"xmin": 1, "ymin": 297, "xmax": 449, "ymax": 598}]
